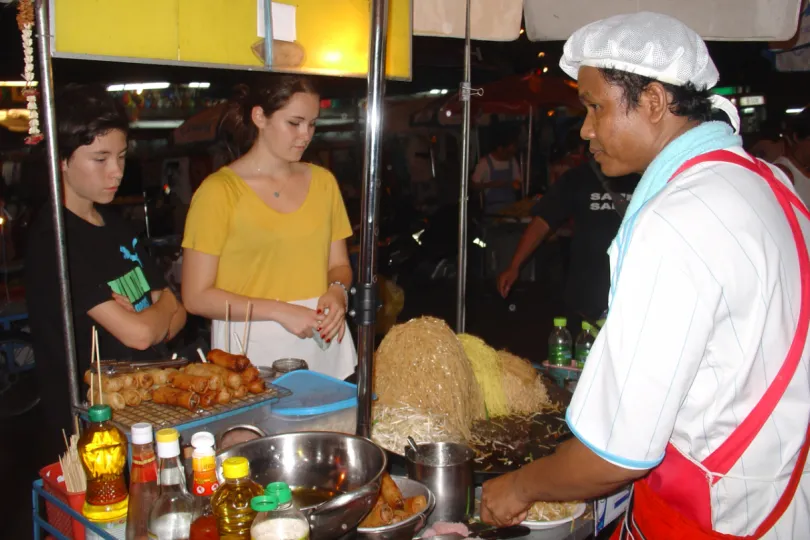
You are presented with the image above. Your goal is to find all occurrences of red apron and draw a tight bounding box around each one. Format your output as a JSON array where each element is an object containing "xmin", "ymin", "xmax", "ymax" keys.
[{"xmin": 611, "ymin": 150, "xmax": 810, "ymax": 540}]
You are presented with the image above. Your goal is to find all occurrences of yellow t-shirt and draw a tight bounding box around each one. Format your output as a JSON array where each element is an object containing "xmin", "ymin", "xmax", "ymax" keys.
[{"xmin": 182, "ymin": 164, "xmax": 352, "ymax": 302}]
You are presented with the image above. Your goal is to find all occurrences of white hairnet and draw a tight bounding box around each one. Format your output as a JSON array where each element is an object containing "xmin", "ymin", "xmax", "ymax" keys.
[{"xmin": 560, "ymin": 12, "xmax": 740, "ymax": 132}]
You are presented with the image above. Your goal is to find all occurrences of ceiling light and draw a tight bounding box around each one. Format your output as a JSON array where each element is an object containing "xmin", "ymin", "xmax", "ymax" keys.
[
  {"xmin": 543, "ymin": 67, "xmax": 549, "ymax": 73},
  {"xmin": 107, "ymin": 82, "xmax": 171, "ymax": 92},
  {"xmin": 786, "ymin": 107, "xmax": 805, "ymax": 115},
  {"xmin": 537, "ymin": 52, "xmax": 545, "ymax": 58},
  {"xmin": 187, "ymin": 82, "xmax": 210, "ymax": 89}
]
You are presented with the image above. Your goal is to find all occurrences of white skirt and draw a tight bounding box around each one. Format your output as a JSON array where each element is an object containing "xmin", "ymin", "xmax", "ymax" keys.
[{"xmin": 211, "ymin": 298, "xmax": 357, "ymax": 381}]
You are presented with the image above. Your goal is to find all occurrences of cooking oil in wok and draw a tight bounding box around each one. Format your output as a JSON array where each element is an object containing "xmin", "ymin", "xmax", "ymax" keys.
[{"xmin": 291, "ymin": 487, "xmax": 341, "ymax": 508}]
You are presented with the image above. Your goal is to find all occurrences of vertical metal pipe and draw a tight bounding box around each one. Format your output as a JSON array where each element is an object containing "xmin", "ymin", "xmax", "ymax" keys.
[
  {"xmin": 455, "ymin": 0, "xmax": 472, "ymax": 333},
  {"xmin": 35, "ymin": 0, "xmax": 81, "ymax": 412},
  {"xmin": 525, "ymin": 106, "xmax": 534, "ymax": 198},
  {"xmin": 355, "ymin": 0, "xmax": 388, "ymax": 439}
]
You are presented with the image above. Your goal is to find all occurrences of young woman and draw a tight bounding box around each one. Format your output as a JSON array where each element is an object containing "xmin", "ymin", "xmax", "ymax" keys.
[
  {"xmin": 181, "ymin": 76, "xmax": 356, "ymax": 379},
  {"xmin": 26, "ymin": 84, "xmax": 186, "ymax": 445}
]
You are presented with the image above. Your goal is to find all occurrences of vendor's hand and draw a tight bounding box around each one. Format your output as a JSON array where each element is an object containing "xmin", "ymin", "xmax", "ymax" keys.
[
  {"xmin": 317, "ymin": 286, "xmax": 347, "ymax": 343},
  {"xmin": 480, "ymin": 471, "xmax": 532, "ymax": 527},
  {"xmin": 112, "ymin": 292, "xmax": 136, "ymax": 313},
  {"xmin": 497, "ymin": 266, "xmax": 520, "ymax": 298},
  {"xmin": 277, "ymin": 303, "xmax": 321, "ymax": 339}
]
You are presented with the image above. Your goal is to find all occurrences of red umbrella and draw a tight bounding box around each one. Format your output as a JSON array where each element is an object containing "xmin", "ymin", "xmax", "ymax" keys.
[{"xmin": 442, "ymin": 72, "xmax": 583, "ymax": 116}]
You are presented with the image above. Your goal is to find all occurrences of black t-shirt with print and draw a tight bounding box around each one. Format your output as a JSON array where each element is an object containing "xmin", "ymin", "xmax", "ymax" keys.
[
  {"xmin": 531, "ymin": 162, "xmax": 640, "ymax": 319},
  {"xmin": 25, "ymin": 205, "xmax": 167, "ymax": 435}
]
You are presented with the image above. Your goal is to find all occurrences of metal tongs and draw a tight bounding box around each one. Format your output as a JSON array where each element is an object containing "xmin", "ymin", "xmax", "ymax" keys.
[{"xmin": 90, "ymin": 356, "xmax": 189, "ymax": 375}]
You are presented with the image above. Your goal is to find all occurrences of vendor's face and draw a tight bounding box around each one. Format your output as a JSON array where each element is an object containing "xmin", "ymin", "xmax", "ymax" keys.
[
  {"xmin": 61, "ymin": 129, "xmax": 127, "ymax": 204},
  {"xmin": 578, "ymin": 66, "xmax": 656, "ymax": 176},
  {"xmin": 253, "ymin": 91, "xmax": 319, "ymax": 162}
]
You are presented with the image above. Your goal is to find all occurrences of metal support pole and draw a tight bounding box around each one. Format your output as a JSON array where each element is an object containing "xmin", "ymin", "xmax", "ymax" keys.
[
  {"xmin": 35, "ymin": 0, "xmax": 81, "ymax": 413},
  {"xmin": 455, "ymin": 0, "xmax": 472, "ymax": 333},
  {"xmin": 525, "ymin": 106, "xmax": 534, "ymax": 198},
  {"xmin": 355, "ymin": 0, "xmax": 388, "ymax": 439}
]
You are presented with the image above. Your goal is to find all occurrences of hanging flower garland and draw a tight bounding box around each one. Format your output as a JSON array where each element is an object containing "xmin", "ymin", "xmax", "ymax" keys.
[{"xmin": 17, "ymin": 0, "xmax": 43, "ymax": 145}]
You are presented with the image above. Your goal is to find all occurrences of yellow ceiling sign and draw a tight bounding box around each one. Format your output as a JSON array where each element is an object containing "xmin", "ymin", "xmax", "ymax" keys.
[{"xmin": 52, "ymin": 0, "xmax": 412, "ymax": 80}]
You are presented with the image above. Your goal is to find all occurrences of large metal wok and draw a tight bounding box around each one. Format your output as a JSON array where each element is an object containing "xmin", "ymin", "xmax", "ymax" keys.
[{"xmin": 217, "ymin": 431, "xmax": 388, "ymax": 540}]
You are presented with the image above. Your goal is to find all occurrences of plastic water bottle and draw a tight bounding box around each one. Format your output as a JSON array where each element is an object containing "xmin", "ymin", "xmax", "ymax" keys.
[
  {"xmin": 575, "ymin": 322, "xmax": 595, "ymax": 369},
  {"xmin": 548, "ymin": 317, "xmax": 573, "ymax": 366}
]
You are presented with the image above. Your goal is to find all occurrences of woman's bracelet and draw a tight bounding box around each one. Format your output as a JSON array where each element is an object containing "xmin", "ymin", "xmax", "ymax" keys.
[{"xmin": 329, "ymin": 281, "xmax": 349, "ymax": 310}]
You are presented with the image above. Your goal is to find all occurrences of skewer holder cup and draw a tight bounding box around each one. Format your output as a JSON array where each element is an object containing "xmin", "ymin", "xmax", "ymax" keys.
[{"xmin": 405, "ymin": 442, "xmax": 474, "ymax": 526}]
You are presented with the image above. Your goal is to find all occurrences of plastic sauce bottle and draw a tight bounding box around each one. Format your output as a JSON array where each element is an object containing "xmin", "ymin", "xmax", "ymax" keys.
[
  {"xmin": 211, "ymin": 457, "xmax": 264, "ymax": 539},
  {"xmin": 548, "ymin": 317, "xmax": 573, "ymax": 367},
  {"xmin": 251, "ymin": 483, "xmax": 309, "ymax": 540},
  {"xmin": 189, "ymin": 432, "xmax": 220, "ymax": 540},
  {"xmin": 575, "ymin": 321, "xmax": 595, "ymax": 369},
  {"xmin": 148, "ymin": 428, "xmax": 194, "ymax": 539},
  {"xmin": 127, "ymin": 423, "xmax": 159, "ymax": 540},
  {"xmin": 79, "ymin": 404, "xmax": 129, "ymax": 540}
]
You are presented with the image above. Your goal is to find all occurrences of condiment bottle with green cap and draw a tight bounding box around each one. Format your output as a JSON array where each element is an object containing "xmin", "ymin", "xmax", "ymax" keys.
[
  {"xmin": 78, "ymin": 403, "xmax": 129, "ymax": 539},
  {"xmin": 251, "ymin": 485, "xmax": 309, "ymax": 540},
  {"xmin": 211, "ymin": 456, "xmax": 264, "ymax": 538}
]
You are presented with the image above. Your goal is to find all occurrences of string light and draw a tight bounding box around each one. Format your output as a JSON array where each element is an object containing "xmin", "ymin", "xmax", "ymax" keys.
[{"xmin": 16, "ymin": 0, "xmax": 42, "ymax": 145}]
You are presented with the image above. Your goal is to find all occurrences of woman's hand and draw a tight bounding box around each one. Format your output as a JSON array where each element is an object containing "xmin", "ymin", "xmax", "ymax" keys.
[
  {"xmin": 276, "ymin": 303, "xmax": 321, "ymax": 339},
  {"xmin": 317, "ymin": 285, "xmax": 347, "ymax": 343}
]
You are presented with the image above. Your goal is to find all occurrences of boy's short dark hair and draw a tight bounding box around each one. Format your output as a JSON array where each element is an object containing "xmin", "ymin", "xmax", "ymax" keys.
[{"xmin": 56, "ymin": 84, "xmax": 129, "ymax": 161}]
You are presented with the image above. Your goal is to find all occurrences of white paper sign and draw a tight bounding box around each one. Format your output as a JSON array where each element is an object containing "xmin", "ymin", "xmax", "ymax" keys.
[
  {"xmin": 594, "ymin": 487, "xmax": 632, "ymax": 535},
  {"xmin": 257, "ymin": 1, "xmax": 297, "ymax": 42}
]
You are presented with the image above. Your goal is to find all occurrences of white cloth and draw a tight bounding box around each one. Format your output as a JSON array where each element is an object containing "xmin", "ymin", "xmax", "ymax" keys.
[
  {"xmin": 775, "ymin": 156, "xmax": 810, "ymax": 209},
  {"xmin": 567, "ymin": 148, "xmax": 810, "ymax": 537},
  {"xmin": 560, "ymin": 11, "xmax": 740, "ymax": 133},
  {"xmin": 211, "ymin": 298, "xmax": 357, "ymax": 381}
]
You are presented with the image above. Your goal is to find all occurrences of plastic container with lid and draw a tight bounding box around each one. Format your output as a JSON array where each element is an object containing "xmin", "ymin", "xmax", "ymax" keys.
[
  {"xmin": 265, "ymin": 371, "xmax": 357, "ymax": 434},
  {"xmin": 212, "ymin": 457, "xmax": 264, "ymax": 538},
  {"xmin": 250, "ymin": 484, "xmax": 309, "ymax": 540}
]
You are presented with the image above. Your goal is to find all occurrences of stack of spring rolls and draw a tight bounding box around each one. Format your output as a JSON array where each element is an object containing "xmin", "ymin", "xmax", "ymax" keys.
[
  {"xmin": 84, "ymin": 349, "xmax": 267, "ymax": 412},
  {"xmin": 359, "ymin": 473, "xmax": 429, "ymax": 528}
]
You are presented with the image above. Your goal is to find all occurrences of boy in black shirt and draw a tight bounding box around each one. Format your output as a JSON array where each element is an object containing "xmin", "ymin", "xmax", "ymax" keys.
[
  {"xmin": 25, "ymin": 85, "xmax": 186, "ymax": 446},
  {"xmin": 498, "ymin": 161, "xmax": 639, "ymax": 335}
]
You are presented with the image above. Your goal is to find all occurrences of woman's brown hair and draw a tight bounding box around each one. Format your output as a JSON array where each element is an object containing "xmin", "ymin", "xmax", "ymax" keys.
[{"xmin": 220, "ymin": 75, "xmax": 319, "ymax": 154}]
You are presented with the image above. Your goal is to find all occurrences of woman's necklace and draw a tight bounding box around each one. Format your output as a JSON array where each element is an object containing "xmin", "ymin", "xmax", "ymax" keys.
[{"xmin": 256, "ymin": 166, "xmax": 290, "ymax": 198}]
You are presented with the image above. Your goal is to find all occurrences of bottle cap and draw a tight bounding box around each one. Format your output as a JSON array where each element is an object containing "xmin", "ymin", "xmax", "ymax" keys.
[
  {"xmin": 265, "ymin": 482, "xmax": 292, "ymax": 504},
  {"xmin": 581, "ymin": 321, "xmax": 591, "ymax": 331},
  {"xmin": 251, "ymin": 495, "xmax": 279, "ymax": 512},
  {"xmin": 553, "ymin": 317, "xmax": 567, "ymax": 327},
  {"xmin": 191, "ymin": 431, "xmax": 215, "ymax": 450},
  {"xmin": 88, "ymin": 404, "xmax": 112, "ymax": 423},
  {"xmin": 155, "ymin": 428, "xmax": 180, "ymax": 458},
  {"xmin": 131, "ymin": 423, "xmax": 153, "ymax": 445},
  {"xmin": 222, "ymin": 456, "xmax": 250, "ymax": 479}
]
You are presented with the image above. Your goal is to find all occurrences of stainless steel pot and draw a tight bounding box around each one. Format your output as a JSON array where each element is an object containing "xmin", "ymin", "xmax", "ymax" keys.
[{"xmin": 217, "ymin": 431, "xmax": 387, "ymax": 540}]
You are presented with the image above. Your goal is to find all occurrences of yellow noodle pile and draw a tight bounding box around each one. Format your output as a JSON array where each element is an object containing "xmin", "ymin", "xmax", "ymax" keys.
[{"xmin": 458, "ymin": 334, "xmax": 510, "ymax": 418}]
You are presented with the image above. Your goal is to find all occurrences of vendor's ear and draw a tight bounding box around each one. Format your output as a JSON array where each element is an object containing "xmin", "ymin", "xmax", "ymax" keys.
[
  {"xmin": 640, "ymin": 81, "xmax": 669, "ymax": 125},
  {"xmin": 251, "ymin": 105, "xmax": 268, "ymax": 129}
]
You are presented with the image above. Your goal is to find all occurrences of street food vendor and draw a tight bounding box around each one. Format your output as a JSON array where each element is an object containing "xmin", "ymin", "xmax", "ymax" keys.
[
  {"xmin": 481, "ymin": 12, "xmax": 810, "ymax": 538},
  {"xmin": 181, "ymin": 76, "xmax": 356, "ymax": 380},
  {"xmin": 471, "ymin": 129, "xmax": 523, "ymax": 214},
  {"xmin": 26, "ymin": 85, "xmax": 187, "ymax": 448}
]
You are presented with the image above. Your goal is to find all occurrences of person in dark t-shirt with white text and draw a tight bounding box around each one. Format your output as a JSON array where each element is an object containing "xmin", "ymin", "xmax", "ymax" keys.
[
  {"xmin": 25, "ymin": 85, "xmax": 186, "ymax": 449},
  {"xmin": 498, "ymin": 160, "xmax": 639, "ymax": 336}
]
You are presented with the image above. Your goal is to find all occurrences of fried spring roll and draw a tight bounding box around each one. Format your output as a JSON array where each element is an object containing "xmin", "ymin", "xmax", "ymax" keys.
[
  {"xmin": 404, "ymin": 495, "xmax": 427, "ymax": 515},
  {"xmin": 360, "ymin": 498, "xmax": 394, "ymax": 528},
  {"xmin": 200, "ymin": 390, "xmax": 217, "ymax": 409},
  {"xmin": 117, "ymin": 374, "xmax": 135, "ymax": 389},
  {"xmin": 247, "ymin": 379, "xmax": 266, "ymax": 394},
  {"xmin": 216, "ymin": 388, "xmax": 233, "ymax": 405},
  {"xmin": 207, "ymin": 349, "xmax": 250, "ymax": 372},
  {"xmin": 168, "ymin": 372, "xmax": 209, "ymax": 393},
  {"xmin": 137, "ymin": 387, "xmax": 153, "ymax": 402},
  {"xmin": 240, "ymin": 365, "xmax": 260, "ymax": 384},
  {"xmin": 120, "ymin": 387, "xmax": 142, "ymax": 407},
  {"xmin": 152, "ymin": 385, "xmax": 199, "ymax": 410},
  {"xmin": 185, "ymin": 363, "xmax": 241, "ymax": 390},
  {"xmin": 233, "ymin": 385, "xmax": 248, "ymax": 399},
  {"xmin": 143, "ymin": 368, "xmax": 170, "ymax": 385},
  {"xmin": 134, "ymin": 371, "xmax": 154, "ymax": 389},
  {"xmin": 391, "ymin": 510, "xmax": 409, "ymax": 523},
  {"xmin": 380, "ymin": 473, "xmax": 405, "ymax": 510},
  {"xmin": 86, "ymin": 388, "xmax": 126, "ymax": 411},
  {"xmin": 83, "ymin": 370, "xmax": 124, "ymax": 393}
]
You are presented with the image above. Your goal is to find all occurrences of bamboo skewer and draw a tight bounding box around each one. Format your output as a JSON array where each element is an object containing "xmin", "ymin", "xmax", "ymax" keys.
[
  {"xmin": 243, "ymin": 301, "xmax": 253, "ymax": 356},
  {"xmin": 93, "ymin": 326, "xmax": 103, "ymax": 405},
  {"xmin": 225, "ymin": 301, "xmax": 231, "ymax": 353},
  {"xmin": 233, "ymin": 332, "xmax": 244, "ymax": 356},
  {"xmin": 197, "ymin": 348, "xmax": 208, "ymax": 363}
]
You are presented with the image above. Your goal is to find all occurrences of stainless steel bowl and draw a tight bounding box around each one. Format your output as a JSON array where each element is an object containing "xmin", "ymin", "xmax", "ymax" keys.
[
  {"xmin": 273, "ymin": 357, "xmax": 309, "ymax": 373},
  {"xmin": 358, "ymin": 476, "xmax": 435, "ymax": 540},
  {"xmin": 217, "ymin": 431, "xmax": 387, "ymax": 540}
]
